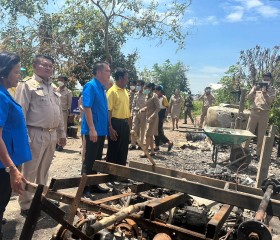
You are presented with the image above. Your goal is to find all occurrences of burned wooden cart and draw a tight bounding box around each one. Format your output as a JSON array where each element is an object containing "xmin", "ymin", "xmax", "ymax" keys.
[{"xmin": 20, "ymin": 161, "xmax": 280, "ymax": 240}]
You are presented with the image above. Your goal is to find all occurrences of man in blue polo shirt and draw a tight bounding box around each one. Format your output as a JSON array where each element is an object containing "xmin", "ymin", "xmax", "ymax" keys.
[{"xmin": 81, "ymin": 61, "xmax": 111, "ymax": 196}]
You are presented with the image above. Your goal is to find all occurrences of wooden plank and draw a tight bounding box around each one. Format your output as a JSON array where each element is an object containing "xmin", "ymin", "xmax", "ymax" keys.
[
  {"xmin": 206, "ymin": 204, "xmax": 233, "ymax": 239},
  {"xmin": 25, "ymin": 186, "xmax": 206, "ymax": 240},
  {"xmin": 129, "ymin": 160, "xmax": 280, "ymax": 201},
  {"xmin": 41, "ymin": 197, "xmax": 91, "ymax": 240},
  {"xmin": 49, "ymin": 174, "xmax": 116, "ymax": 190},
  {"xmin": 92, "ymin": 192, "xmax": 135, "ymax": 205},
  {"xmin": 129, "ymin": 182, "xmax": 156, "ymax": 193},
  {"xmin": 144, "ymin": 193, "xmax": 191, "ymax": 220},
  {"xmin": 94, "ymin": 161, "xmax": 280, "ymax": 216},
  {"xmin": 256, "ymin": 125, "xmax": 276, "ymax": 188},
  {"xmin": 67, "ymin": 175, "xmax": 88, "ymax": 224},
  {"xmin": 20, "ymin": 185, "xmax": 44, "ymax": 240}
]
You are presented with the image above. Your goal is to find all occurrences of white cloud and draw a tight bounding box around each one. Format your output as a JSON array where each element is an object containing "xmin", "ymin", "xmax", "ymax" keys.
[
  {"xmin": 226, "ymin": 11, "xmax": 244, "ymax": 22},
  {"xmin": 257, "ymin": 5, "xmax": 279, "ymax": 17},
  {"xmin": 224, "ymin": 0, "xmax": 279, "ymax": 22},
  {"xmin": 243, "ymin": 0, "xmax": 263, "ymax": 9}
]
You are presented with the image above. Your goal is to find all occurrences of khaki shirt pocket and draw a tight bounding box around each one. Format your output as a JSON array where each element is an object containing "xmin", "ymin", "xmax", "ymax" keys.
[{"xmin": 35, "ymin": 90, "xmax": 50, "ymax": 106}]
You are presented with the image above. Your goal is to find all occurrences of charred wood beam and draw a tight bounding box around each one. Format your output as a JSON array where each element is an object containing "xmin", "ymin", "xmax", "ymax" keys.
[
  {"xmin": 40, "ymin": 197, "xmax": 91, "ymax": 240},
  {"xmin": 67, "ymin": 175, "xmax": 88, "ymax": 224},
  {"xmin": 129, "ymin": 160, "xmax": 280, "ymax": 201},
  {"xmin": 49, "ymin": 174, "xmax": 116, "ymax": 191},
  {"xmin": 94, "ymin": 161, "xmax": 280, "ymax": 216},
  {"xmin": 25, "ymin": 183, "xmax": 206, "ymax": 240},
  {"xmin": 144, "ymin": 193, "xmax": 191, "ymax": 220},
  {"xmin": 129, "ymin": 182, "xmax": 156, "ymax": 193},
  {"xmin": 206, "ymin": 204, "xmax": 233, "ymax": 239},
  {"xmin": 19, "ymin": 184, "xmax": 44, "ymax": 240}
]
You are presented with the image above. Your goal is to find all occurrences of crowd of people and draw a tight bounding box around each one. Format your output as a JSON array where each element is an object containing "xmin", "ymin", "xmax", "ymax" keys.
[{"xmin": 0, "ymin": 51, "xmax": 277, "ymax": 239}]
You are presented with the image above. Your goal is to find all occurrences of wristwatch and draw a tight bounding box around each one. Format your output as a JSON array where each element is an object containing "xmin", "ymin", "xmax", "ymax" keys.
[{"xmin": 5, "ymin": 165, "xmax": 16, "ymax": 173}]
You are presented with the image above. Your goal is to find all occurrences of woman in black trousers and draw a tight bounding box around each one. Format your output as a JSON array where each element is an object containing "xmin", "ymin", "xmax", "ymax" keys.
[{"xmin": 154, "ymin": 85, "xmax": 173, "ymax": 152}]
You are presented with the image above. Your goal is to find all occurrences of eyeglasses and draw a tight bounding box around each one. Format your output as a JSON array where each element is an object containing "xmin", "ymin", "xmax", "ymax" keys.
[{"xmin": 37, "ymin": 64, "xmax": 53, "ymax": 69}]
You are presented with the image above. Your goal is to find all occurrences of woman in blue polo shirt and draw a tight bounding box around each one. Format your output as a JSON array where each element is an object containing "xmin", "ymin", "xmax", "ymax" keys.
[{"xmin": 0, "ymin": 52, "xmax": 32, "ymax": 239}]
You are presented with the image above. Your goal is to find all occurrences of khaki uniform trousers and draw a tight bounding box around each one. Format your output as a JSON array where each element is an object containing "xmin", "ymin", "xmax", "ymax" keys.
[
  {"xmin": 19, "ymin": 127, "xmax": 57, "ymax": 210},
  {"xmin": 200, "ymin": 106, "xmax": 209, "ymax": 127},
  {"xmin": 62, "ymin": 110, "xmax": 69, "ymax": 135},
  {"xmin": 244, "ymin": 109, "xmax": 269, "ymax": 156},
  {"xmin": 131, "ymin": 111, "xmax": 146, "ymax": 145}
]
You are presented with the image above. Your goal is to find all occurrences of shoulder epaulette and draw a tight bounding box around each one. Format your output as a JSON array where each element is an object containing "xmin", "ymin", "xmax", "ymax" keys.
[{"xmin": 20, "ymin": 76, "xmax": 32, "ymax": 82}]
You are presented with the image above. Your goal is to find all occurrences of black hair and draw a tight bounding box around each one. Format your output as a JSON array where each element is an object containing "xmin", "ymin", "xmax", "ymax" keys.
[
  {"xmin": 33, "ymin": 54, "xmax": 54, "ymax": 65},
  {"xmin": 58, "ymin": 75, "xmax": 68, "ymax": 81},
  {"xmin": 0, "ymin": 52, "xmax": 20, "ymax": 79},
  {"xmin": 92, "ymin": 61, "xmax": 109, "ymax": 75},
  {"xmin": 137, "ymin": 80, "xmax": 145, "ymax": 86},
  {"xmin": 114, "ymin": 67, "xmax": 128, "ymax": 81},
  {"xmin": 131, "ymin": 80, "xmax": 137, "ymax": 85},
  {"xmin": 146, "ymin": 82, "xmax": 155, "ymax": 90},
  {"xmin": 155, "ymin": 85, "xmax": 163, "ymax": 92}
]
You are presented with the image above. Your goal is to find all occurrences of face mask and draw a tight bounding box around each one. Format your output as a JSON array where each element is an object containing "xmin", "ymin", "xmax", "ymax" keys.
[
  {"xmin": 136, "ymin": 86, "xmax": 142, "ymax": 91},
  {"xmin": 143, "ymin": 89, "xmax": 150, "ymax": 95},
  {"xmin": 130, "ymin": 86, "xmax": 136, "ymax": 91},
  {"xmin": 58, "ymin": 81, "xmax": 65, "ymax": 87}
]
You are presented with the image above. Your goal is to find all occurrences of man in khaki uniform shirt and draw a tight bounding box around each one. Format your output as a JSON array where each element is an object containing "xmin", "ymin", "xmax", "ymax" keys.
[
  {"xmin": 15, "ymin": 55, "xmax": 66, "ymax": 214},
  {"xmin": 245, "ymin": 72, "xmax": 276, "ymax": 157},
  {"xmin": 55, "ymin": 76, "xmax": 73, "ymax": 151},
  {"xmin": 129, "ymin": 80, "xmax": 146, "ymax": 150},
  {"xmin": 199, "ymin": 87, "xmax": 215, "ymax": 128}
]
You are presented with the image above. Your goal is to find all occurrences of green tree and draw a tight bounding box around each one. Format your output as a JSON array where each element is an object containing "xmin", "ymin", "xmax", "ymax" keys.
[
  {"xmin": 141, "ymin": 59, "xmax": 189, "ymax": 99},
  {"xmin": 214, "ymin": 65, "xmax": 242, "ymax": 104},
  {"xmin": 0, "ymin": 0, "xmax": 192, "ymax": 87}
]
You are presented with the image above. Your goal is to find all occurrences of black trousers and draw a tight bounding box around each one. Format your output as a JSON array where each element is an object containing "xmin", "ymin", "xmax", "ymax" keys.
[
  {"xmin": 82, "ymin": 135, "xmax": 105, "ymax": 175},
  {"xmin": 106, "ymin": 118, "xmax": 129, "ymax": 166},
  {"xmin": 155, "ymin": 109, "xmax": 169, "ymax": 147},
  {"xmin": 0, "ymin": 169, "xmax": 11, "ymax": 235}
]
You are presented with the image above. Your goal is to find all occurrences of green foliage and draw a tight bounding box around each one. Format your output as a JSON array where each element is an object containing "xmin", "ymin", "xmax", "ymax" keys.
[
  {"xmin": 192, "ymin": 100, "xmax": 202, "ymax": 117},
  {"xmin": 140, "ymin": 59, "xmax": 189, "ymax": 99},
  {"xmin": 0, "ymin": 0, "xmax": 191, "ymax": 88},
  {"xmin": 214, "ymin": 65, "xmax": 243, "ymax": 105}
]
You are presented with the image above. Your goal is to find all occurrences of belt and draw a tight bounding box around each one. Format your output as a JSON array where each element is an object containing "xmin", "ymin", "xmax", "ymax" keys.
[
  {"xmin": 27, "ymin": 125, "xmax": 56, "ymax": 132},
  {"xmin": 112, "ymin": 117, "xmax": 129, "ymax": 122},
  {"xmin": 252, "ymin": 109, "xmax": 263, "ymax": 113}
]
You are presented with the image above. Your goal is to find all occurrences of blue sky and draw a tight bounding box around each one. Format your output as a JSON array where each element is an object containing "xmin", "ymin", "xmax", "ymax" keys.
[{"xmin": 122, "ymin": 0, "xmax": 280, "ymax": 94}]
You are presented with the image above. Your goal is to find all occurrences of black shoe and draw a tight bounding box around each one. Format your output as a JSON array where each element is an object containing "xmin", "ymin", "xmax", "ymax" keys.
[
  {"xmin": 137, "ymin": 146, "xmax": 142, "ymax": 150},
  {"xmin": 90, "ymin": 185, "xmax": 109, "ymax": 194},
  {"xmin": 1, "ymin": 218, "xmax": 6, "ymax": 225},
  {"xmin": 129, "ymin": 145, "xmax": 137, "ymax": 150},
  {"xmin": 168, "ymin": 142, "xmax": 174, "ymax": 152},
  {"xmin": 83, "ymin": 192, "xmax": 96, "ymax": 201},
  {"xmin": 56, "ymin": 145, "xmax": 63, "ymax": 151}
]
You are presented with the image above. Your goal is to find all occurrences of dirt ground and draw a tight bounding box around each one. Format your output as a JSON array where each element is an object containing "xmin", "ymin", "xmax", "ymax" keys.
[{"xmin": 3, "ymin": 120, "xmax": 280, "ymax": 239}]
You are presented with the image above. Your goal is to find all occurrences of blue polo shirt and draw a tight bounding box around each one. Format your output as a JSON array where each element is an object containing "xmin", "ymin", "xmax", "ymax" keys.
[
  {"xmin": 81, "ymin": 78, "xmax": 109, "ymax": 136},
  {"xmin": 0, "ymin": 85, "xmax": 32, "ymax": 169}
]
